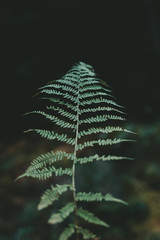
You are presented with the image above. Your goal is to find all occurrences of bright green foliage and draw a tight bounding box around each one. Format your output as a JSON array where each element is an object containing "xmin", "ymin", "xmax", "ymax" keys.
[
  {"xmin": 38, "ymin": 184, "xmax": 72, "ymax": 210},
  {"xmin": 77, "ymin": 208, "xmax": 109, "ymax": 227},
  {"xmin": 75, "ymin": 192, "xmax": 127, "ymax": 205},
  {"xmin": 77, "ymin": 226, "xmax": 96, "ymax": 239},
  {"xmin": 48, "ymin": 202, "xmax": 75, "ymax": 224},
  {"xmin": 19, "ymin": 62, "xmax": 133, "ymax": 239},
  {"xmin": 59, "ymin": 224, "xmax": 75, "ymax": 240}
]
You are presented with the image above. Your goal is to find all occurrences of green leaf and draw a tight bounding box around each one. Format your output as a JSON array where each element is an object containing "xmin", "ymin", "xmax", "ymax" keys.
[
  {"xmin": 76, "ymin": 192, "xmax": 127, "ymax": 205},
  {"xmin": 27, "ymin": 151, "xmax": 73, "ymax": 171},
  {"xmin": 48, "ymin": 202, "xmax": 75, "ymax": 224},
  {"xmin": 26, "ymin": 111, "xmax": 76, "ymax": 129},
  {"xmin": 38, "ymin": 184, "xmax": 72, "ymax": 210},
  {"xmin": 40, "ymin": 97, "xmax": 77, "ymax": 111},
  {"xmin": 80, "ymin": 97, "xmax": 124, "ymax": 108},
  {"xmin": 79, "ymin": 106, "xmax": 125, "ymax": 115},
  {"xmin": 79, "ymin": 84, "xmax": 111, "ymax": 93},
  {"xmin": 77, "ymin": 226, "xmax": 96, "ymax": 239},
  {"xmin": 21, "ymin": 166, "xmax": 72, "ymax": 180},
  {"xmin": 77, "ymin": 207, "xmax": 109, "ymax": 227},
  {"xmin": 79, "ymin": 91, "xmax": 113, "ymax": 99},
  {"xmin": 79, "ymin": 114, "xmax": 125, "ymax": 125},
  {"xmin": 41, "ymin": 89, "xmax": 77, "ymax": 102},
  {"xmin": 39, "ymin": 83, "xmax": 77, "ymax": 95},
  {"xmin": 75, "ymin": 154, "xmax": 133, "ymax": 164},
  {"xmin": 59, "ymin": 224, "xmax": 75, "ymax": 240},
  {"xmin": 77, "ymin": 138, "xmax": 134, "ymax": 150},
  {"xmin": 78, "ymin": 126, "xmax": 134, "ymax": 138},
  {"xmin": 25, "ymin": 129, "xmax": 75, "ymax": 144},
  {"xmin": 46, "ymin": 106, "xmax": 76, "ymax": 121}
]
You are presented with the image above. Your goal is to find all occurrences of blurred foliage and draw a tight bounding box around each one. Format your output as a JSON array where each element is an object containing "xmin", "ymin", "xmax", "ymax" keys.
[{"xmin": 1, "ymin": 121, "xmax": 160, "ymax": 239}]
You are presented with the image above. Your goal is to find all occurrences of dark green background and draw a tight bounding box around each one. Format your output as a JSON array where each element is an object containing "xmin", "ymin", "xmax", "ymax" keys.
[{"xmin": 1, "ymin": 0, "xmax": 160, "ymax": 239}]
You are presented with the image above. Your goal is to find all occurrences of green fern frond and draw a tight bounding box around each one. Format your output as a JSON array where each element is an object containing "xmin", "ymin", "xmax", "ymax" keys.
[
  {"xmin": 80, "ymin": 97, "xmax": 124, "ymax": 108},
  {"xmin": 79, "ymin": 106, "xmax": 125, "ymax": 115},
  {"xmin": 79, "ymin": 91, "xmax": 113, "ymax": 99},
  {"xmin": 78, "ymin": 126, "xmax": 134, "ymax": 138},
  {"xmin": 27, "ymin": 151, "xmax": 73, "ymax": 171},
  {"xmin": 20, "ymin": 62, "xmax": 134, "ymax": 240},
  {"xmin": 41, "ymin": 89, "xmax": 77, "ymax": 102},
  {"xmin": 76, "ymin": 192, "xmax": 127, "ymax": 205},
  {"xmin": 25, "ymin": 129, "xmax": 75, "ymax": 144},
  {"xmin": 59, "ymin": 224, "xmax": 75, "ymax": 240},
  {"xmin": 39, "ymin": 83, "xmax": 77, "ymax": 95},
  {"xmin": 40, "ymin": 97, "xmax": 77, "ymax": 111},
  {"xmin": 19, "ymin": 166, "xmax": 72, "ymax": 180},
  {"xmin": 75, "ymin": 154, "xmax": 133, "ymax": 164},
  {"xmin": 77, "ymin": 207, "xmax": 109, "ymax": 227},
  {"xmin": 79, "ymin": 84, "xmax": 111, "ymax": 93},
  {"xmin": 46, "ymin": 106, "xmax": 76, "ymax": 121},
  {"xmin": 56, "ymin": 79, "xmax": 77, "ymax": 88},
  {"xmin": 77, "ymin": 226, "xmax": 96, "ymax": 240},
  {"xmin": 48, "ymin": 202, "xmax": 75, "ymax": 225},
  {"xmin": 38, "ymin": 184, "xmax": 72, "ymax": 210},
  {"xmin": 77, "ymin": 138, "xmax": 134, "ymax": 150},
  {"xmin": 79, "ymin": 114, "xmax": 125, "ymax": 125},
  {"xmin": 26, "ymin": 111, "xmax": 76, "ymax": 129}
]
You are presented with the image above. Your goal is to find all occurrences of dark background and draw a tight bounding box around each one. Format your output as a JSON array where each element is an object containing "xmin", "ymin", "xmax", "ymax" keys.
[{"xmin": 1, "ymin": 0, "xmax": 160, "ymax": 240}]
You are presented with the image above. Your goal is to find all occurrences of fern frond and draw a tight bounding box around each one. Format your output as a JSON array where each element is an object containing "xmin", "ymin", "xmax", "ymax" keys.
[
  {"xmin": 76, "ymin": 192, "xmax": 127, "ymax": 205},
  {"xmin": 78, "ymin": 126, "xmax": 134, "ymax": 138},
  {"xmin": 26, "ymin": 111, "xmax": 76, "ymax": 129},
  {"xmin": 38, "ymin": 184, "xmax": 72, "ymax": 210},
  {"xmin": 21, "ymin": 62, "xmax": 134, "ymax": 240},
  {"xmin": 79, "ymin": 84, "xmax": 111, "ymax": 93},
  {"xmin": 59, "ymin": 224, "xmax": 75, "ymax": 240},
  {"xmin": 22, "ymin": 165, "xmax": 72, "ymax": 180},
  {"xmin": 79, "ymin": 91, "xmax": 113, "ymax": 99},
  {"xmin": 80, "ymin": 98, "xmax": 123, "ymax": 108},
  {"xmin": 40, "ymin": 97, "xmax": 77, "ymax": 111},
  {"xmin": 28, "ymin": 151, "xmax": 73, "ymax": 171},
  {"xmin": 79, "ymin": 114, "xmax": 125, "ymax": 125},
  {"xmin": 56, "ymin": 79, "xmax": 77, "ymax": 88},
  {"xmin": 77, "ymin": 207, "xmax": 109, "ymax": 228},
  {"xmin": 75, "ymin": 154, "xmax": 133, "ymax": 164},
  {"xmin": 79, "ymin": 106, "xmax": 125, "ymax": 115},
  {"xmin": 25, "ymin": 129, "xmax": 75, "ymax": 145},
  {"xmin": 48, "ymin": 202, "xmax": 75, "ymax": 224},
  {"xmin": 39, "ymin": 83, "xmax": 77, "ymax": 95},
  {"xmin": 64, "ymin": 73, "xmax": 80, "ymax": 81},
  {"xmin": 77, "ymin": 226, "xmax": 96, "ymax": 239},
  {"xmin": 80, "ymin": 79, "xmax": 101, "ymax": 87},
  {"xmin": 46, "ymin": 106, "xmax": 76, "ymax": 121},
  {"xmin": 79, "ymin": 76, "xmax": 110, "ymax": 88},
  {"xmin": 77, "ymin": 138, "xmax": 134, "ymax": 151},
  {"xmin": 41, "ymin": 89, "xmax": 77, "ymax": 103}
]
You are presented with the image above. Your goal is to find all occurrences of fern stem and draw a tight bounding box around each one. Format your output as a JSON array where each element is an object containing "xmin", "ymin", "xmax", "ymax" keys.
[{"xmin": 72, "ymin": 78, "xmax": 80, "ymax": 240}]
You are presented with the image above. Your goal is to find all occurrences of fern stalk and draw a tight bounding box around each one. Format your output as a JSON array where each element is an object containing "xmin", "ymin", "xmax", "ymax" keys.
[{"xmin": 72, "ymin": 75, "xmax": 80, "ymax": 240}]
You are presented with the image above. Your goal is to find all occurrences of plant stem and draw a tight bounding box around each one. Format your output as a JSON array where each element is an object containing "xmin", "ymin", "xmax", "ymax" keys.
[{"xmin": 72, "ymin": 80, "xmax": 80, "ymax": 240}]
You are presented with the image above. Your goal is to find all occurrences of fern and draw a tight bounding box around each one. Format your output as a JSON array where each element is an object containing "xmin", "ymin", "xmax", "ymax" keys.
[
  {"xmin": 18, "ymin": 62, "xmax": 134, "ymax": 240},
  {"xmin": 48, "ymin": 202, "xmax": 75, "ymax": 224}
]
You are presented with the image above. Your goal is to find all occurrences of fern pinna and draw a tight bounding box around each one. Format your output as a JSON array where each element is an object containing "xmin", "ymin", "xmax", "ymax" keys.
[{"xmin": 18, "ymin": 62, "xmax": 134, "ymax": 240}]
